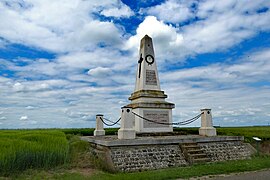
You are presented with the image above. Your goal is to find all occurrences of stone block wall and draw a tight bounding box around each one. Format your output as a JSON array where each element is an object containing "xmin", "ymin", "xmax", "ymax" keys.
[
  {"xmin": 88, "ymin": 140, "xmax": 256, "ymax": 172},
  {"xmin": 110, "ymin": 145, "xmax": 188, "ymax": 172},
  {"xmin": 198, "ymin": 141, "xmax": 254, "ymax": 162}
]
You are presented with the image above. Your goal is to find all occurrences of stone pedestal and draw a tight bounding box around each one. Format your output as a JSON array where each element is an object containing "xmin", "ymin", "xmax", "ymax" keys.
[
  {"xmin": 126, "ymin": 90, "xmax": 174, "ymax": 133},
  {"xmin": 94, "ymin": 114, "xmax": 105, "ymax": 136},
  {"xmin": 125, "ymin": 35, "xmax": 174, "ymax": 133},
  {"xmin": 118, "ymin": 107, "xmax": 136, "ymax": 139},
  {"xmin": 199, "ymin": 109, "xmax": 216, "ymax": 136}
]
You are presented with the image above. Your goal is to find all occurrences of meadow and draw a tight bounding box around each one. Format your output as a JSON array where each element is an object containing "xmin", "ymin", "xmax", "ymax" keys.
[{"xmin": 0, "ymin": 126, "xmax": 269, "ymax": 179}]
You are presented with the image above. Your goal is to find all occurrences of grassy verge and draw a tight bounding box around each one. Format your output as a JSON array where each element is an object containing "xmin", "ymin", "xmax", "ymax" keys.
[
  {"xmin": 8, "ymin": 155, "xmax": 270, "ymax": 180},
  {"xmin": 90, "ymin": 155, "xmax": 270, "ymax": 180}
]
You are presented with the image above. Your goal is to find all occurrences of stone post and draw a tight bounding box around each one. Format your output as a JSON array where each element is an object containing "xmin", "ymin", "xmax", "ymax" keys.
[
  {"xmin": 199, "ymin": 109, "xmax": 217, "ymax": 136},
  {"xmin": 94, "ymin": 114, "xmax": 105, "ymax": 136},
  {"xmin": 118, "ymin": 107, "xmax": 136, "ymax": 139}
]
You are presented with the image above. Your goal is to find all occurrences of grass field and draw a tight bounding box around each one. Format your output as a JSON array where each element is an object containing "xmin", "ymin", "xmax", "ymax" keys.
[
  {"xmin": 0, "ymin": 126, "xmax": 269, "ymax": 179},
  {"xmin": 0, "ymin": 130, "xmax": 69, "ymax": 176}
]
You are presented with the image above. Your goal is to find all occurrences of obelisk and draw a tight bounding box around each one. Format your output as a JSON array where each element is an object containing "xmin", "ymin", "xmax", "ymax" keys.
[{"xmin": 125, "ymin": 35, "xmax": 175, "ymax": 133}]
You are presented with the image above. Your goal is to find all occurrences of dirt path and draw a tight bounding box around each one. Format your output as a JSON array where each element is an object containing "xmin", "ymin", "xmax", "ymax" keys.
[{"xmin": 182, "ymin": 169, "xmax": 270, "ymax": 180}]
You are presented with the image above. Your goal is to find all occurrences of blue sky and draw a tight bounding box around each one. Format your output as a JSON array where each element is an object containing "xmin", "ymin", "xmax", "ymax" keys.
[{"xmin": 0, "ymin": 0, "xmax": 270, "ymax": 129}]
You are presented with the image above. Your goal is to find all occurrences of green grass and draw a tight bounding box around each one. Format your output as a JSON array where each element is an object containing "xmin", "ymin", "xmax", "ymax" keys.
[
  {"xmin": 216, "ymin": 126, "xmax": 270, "ymax": 141},
  {"xmin": 90, "ymin": 155, "xmax": 270, "ymax": 180},
  {"xmin": 0, "ymin": 130, "xmax": 69, "ymax": 176},
  {"xmin": 61, "ymin": 128, "xmax": 119, "ymax": 136},
  {"xmin": 174, "ymin": 126, "xmax": 270, "ymax": 137},
  {"xmin": 8, "ymin": 155, "xmax": 270, "ymax": 180}
]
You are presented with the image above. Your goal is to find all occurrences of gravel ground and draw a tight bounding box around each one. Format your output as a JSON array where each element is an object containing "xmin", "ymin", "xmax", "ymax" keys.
[{"xmin": 177, "ymin": 169, "xmax": 270, "ymax": 180}]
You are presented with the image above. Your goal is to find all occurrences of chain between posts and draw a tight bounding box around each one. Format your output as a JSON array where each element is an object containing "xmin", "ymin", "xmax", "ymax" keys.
[
  {"xmin": 99, "ymin": 111, "xmax": 203, "ymax": 126},
  {"xmin": 99, "ymin": 117, "xmax": 121, "ymax": 126},
  {"xmin": 132, "ymin": 112, "xmax": 203, "ymax": 126}
]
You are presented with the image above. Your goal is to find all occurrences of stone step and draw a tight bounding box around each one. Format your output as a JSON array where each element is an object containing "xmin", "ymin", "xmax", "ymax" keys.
[
  {"xmin": 189, "ymin": 153, "xmax": 208, "ymax": 159},
  {"xmin": 180, "ymin": 143, "xmax": 210, "ymax": 165},
  {"xmin": 186, "ymin": 149, "xmax": 203, "ymax": 154},
  {"xmin": 181, "ymin": 145, "xmax": 200, "ymax": 149},
  {"xmin": 192, "ymin": 157, "xmax": 211, "ymax": 164},
  {"xmin": 182, "ymin": 142, "xmax": 197, "ymax": 145}
]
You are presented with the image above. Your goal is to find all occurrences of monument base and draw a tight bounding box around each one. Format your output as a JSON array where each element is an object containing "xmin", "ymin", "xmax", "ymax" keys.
[
  {"xmin": 199, "ymin": 127, "xmax": 217, "ymax": 136},
  {"xmin": 118, "ymin": 129, "xmax": 136, "ymax": 139},
  {"xmin": 81, "ymin": 135, "xmax": 256, "ymax": 172},
  {"xmin": 94, "ymin": 130, "xmax": 105, "ymax": 136},
  {"xmin": 126, "ymin": 90, "xmax": 175, "ymax": 133}
]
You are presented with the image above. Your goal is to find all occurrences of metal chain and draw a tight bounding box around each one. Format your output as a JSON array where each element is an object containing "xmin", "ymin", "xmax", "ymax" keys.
[
  {"xmin": 99, "ymin": 111, "xmax": 203, "ymax": 126},
  {"xmin": 132, "ymin": 112, "xmax": 203, "ymax": 126},
  {"xmin": 99, "ymin": 117, "xmax": 121, "ymax": 126},
  {"xmin": 103, "ymin": 117, "xmax": 121, "ymax": 125}
]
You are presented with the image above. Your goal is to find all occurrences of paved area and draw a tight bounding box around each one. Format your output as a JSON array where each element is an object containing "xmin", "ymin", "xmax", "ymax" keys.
[
  {"xmin": 81, "ymin": 135, "xmax": 243, "ymax": 146},
  {"xmin": 184, "ymin": 169, "xmax": 270, "ymax": 180}
]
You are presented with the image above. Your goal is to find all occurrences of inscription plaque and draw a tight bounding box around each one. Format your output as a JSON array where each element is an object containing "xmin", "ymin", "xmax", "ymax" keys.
[
  {"xmin": 143, "ymin": 110, "xmax": 169, "ymax": 128},
  {"xmin": 145, "ymin": 70, "xmax": 157, "ymax": 85}
]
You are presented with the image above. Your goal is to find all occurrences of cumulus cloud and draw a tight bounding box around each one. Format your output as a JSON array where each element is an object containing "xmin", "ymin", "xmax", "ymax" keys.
[
  {"xmin": 88, "ymin": 67, "xmax": 112, "ymax": 77},
  {"xmin": 13, "ymin": 82, "xmax": 25, "ymax": 92},
  {"xmin": 125, "ymin": 16, "xmax": 184, "ymax": 60},
  {"xmin": 26, "ymin": 106, "xmax": 35, "ymax": 110},
  {"xmin": 20, "ymin": 116, "xmax": 28, "ymax": 121},
  {"xmin": 100, "ymin": 1, "xmax": 134, "ymax": 18},
  {"xmin": 128, "ymin": 0, "xmax": 270, "ymax": 62},
  {"xmin": 0, "ymin": 0, "xmax": 126, "ymax": 52},
  {"xmin": 147, "ymin": 0, "xmax": 194, "ymax": 23},
  {"xmin": 161, "ymin": 48, "xmax": 270, "ymax": 126},
  {"xmin": 0, "ymin": 116, "xmax": 7, "ymax": 120}
]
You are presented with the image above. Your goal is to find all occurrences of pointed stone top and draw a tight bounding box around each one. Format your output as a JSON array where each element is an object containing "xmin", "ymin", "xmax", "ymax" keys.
[
  {"xmin": 135, "ymin": 34, "xmax": 160, "ymax": 91},
  {"xmin": 143, "ymin": 34, "xmax": 151, "ymax": 39}
]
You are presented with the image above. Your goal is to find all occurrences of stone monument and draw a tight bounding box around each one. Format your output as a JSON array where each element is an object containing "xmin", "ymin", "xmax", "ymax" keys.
[{"xmin": 125, "ymin": 35, "xmax": 175, "ymax": 133}]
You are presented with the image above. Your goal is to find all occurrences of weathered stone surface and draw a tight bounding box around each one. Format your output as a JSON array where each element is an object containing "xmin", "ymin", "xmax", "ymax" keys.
[
  {"xmin": 125, "ymin": 102, "xmax": 175, "ymax": 109},
  {"xmin": 110, "ymin": 145, "xmax": 187, "ymax": 172},
  {"xmin": 83, "ymin": 136, "xmax": 256, "ymax": 172},
  {"xmin": 199, "ymin": 109, "xmax": 216, "ymax": 136},
  {"xmin": 118, "ymin": 107, "xmax": 136, "ymax": 139},
  {"xmin": 126, "ymin": 35, "xmax": 174, "ymax": 133},
  {"xmin": 81, "ymin": 135, "xmax": 244, "ymax": 147},
  {"xmin": 128, "ymin": 90, "xmax": 167, "ymax": 100},
  {"xmin": 198, "ymin": 141, "xmax": 254, "ymax": 162},
  {"xmin": 94, "ymin": 114, "xmax": 105, "ymax": 136}
]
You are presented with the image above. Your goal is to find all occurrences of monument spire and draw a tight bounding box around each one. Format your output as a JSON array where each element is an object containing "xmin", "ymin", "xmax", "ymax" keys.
[
  {"xmin": 125, "ymin": 35, "xmax": 175, "ymax": 133},
  {"xmin": 135, "ymin": 35, "xmax": 160, "ymax": 91}
]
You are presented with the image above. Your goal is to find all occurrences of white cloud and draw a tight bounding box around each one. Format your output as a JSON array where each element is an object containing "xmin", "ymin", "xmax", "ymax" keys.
[
  {"xmin": 88, "ymin": 67, "xmax": 112, "ymax": 77},
  {"xmin": 26, "ymin": 106, "xmax": 35, "ymax": 110},
  {"xmin": 125, "ymin": 16, "xmax": 184, "ymax": 60},
  {"xmin": 130, "ymin": 0, "xmax": 270, "ymax": 62},
  {"xmin": 0, "ymin": 116, "xmax": 7, "ymax": 120},
  {"xmin": 13, "ymin": 82, "xmax": 25, "ymax": 92},
  {"xmin": 160, "ymin": 48, "xmax": 270, "ymax": 126},
  {"xmin": 20, "ymin": 116, "xmax": 28, "ymax": 121},
  {"xmin": 147, "ymin": 0, "xmax": 194, "ymax": 23},
  {"xmin": 100, "ymin": 1, "xmax": 134, "ymax": 18},
  {"xmin": 162, "ymin": 48, "xmax": 270, "ymax": 86},
  {"xmin": 0, "ymin": 0, "xmax": 125, "ymax": 52}
]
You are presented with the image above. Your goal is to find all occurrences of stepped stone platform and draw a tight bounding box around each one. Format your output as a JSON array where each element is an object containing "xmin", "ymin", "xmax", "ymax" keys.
[{"xmin": 81, "ymin": 135, "xmax": 256, "ymax": 172}]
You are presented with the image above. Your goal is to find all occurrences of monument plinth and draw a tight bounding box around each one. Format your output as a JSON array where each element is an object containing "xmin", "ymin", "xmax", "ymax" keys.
[{"xmin": 125, "ymin": 35, "xmax": 175, "ymax": 133}]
